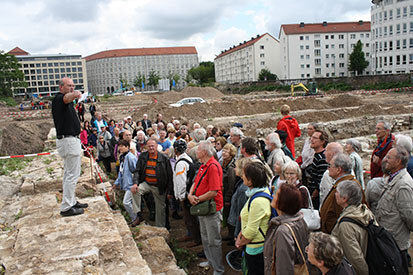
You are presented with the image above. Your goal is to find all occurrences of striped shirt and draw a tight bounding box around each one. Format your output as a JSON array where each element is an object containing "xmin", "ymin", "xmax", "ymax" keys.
[
  {"xmin": 308, "ymin": 150, "xmax": 328, "ymax": 191},
  {"xmin": 145, "ymin": 153, "xmax": 158, "ymax": 185}
]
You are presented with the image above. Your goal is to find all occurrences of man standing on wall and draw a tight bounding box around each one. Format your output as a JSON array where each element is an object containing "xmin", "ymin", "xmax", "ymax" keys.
[{"xmin": 52, "ymin": 77, "xmax": 89, "ymax": 217}]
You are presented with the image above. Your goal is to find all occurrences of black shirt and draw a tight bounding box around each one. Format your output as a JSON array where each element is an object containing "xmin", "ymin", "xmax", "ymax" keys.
[{"xmin": 52, "ymin": 92, "xmax": 80, "ymax": 136}]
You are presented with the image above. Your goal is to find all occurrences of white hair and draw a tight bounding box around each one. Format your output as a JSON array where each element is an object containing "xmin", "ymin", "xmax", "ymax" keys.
[
  {"xmin": 230, "ymin": 127, "xmax": 243, "ymax": 137},
  {"xmin": 267, "ymin": 133, "xmax": 282, "ymax": 149},
  {"xmin": 198, "ymin": 140, "xmax": 215, "ymax": 156},
  {"xmin": 395, "ymin": 134, "xmax": 412, "ymax": 153},
  {"xmin": 193, "ymin": 128, "xmax": 207, "ymax": 142}
]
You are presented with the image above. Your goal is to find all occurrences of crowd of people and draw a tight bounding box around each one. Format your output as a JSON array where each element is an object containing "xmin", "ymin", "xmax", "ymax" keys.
[{"xmin": 63, "ymin": 82, "xmax": 413, "ymax": 275}]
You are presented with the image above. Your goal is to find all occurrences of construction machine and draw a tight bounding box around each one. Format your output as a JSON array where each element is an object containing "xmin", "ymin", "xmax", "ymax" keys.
[{"xmin": 290, "ymin": 82, "xmax": 318, "ymax": 96}]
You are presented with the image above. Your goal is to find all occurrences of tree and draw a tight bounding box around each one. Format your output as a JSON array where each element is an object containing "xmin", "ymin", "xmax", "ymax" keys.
[
  {"xmin": 0, "ymin": 51, "xmax": 27, "ymax": 97},
  {"xmin": 172, "ymin": 73, "xmax": 180, "ymax": 88},
  {"xmin": 133, "ymin": 73, "xmax": 145, "ymax": 90},
  {"xmin": 187, "ymin": 61, "xmax": 215, "ymax": 84},
  {"xmin": 148, "ymin": 70, "xmax": 160, "ymax": 87},
  {"xmin": 348, "ymin": 40, "xmax": 369, "ymax": 75},
  {"xmin": 258, "ymin": 68, "xmax": 277, "ymax": 81},
  {"xmin": 119, "ymin": 73, "xmax": 128, "ymax": 90}
]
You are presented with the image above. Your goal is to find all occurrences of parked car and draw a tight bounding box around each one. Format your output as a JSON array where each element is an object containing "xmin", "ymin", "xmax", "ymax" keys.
[
  {"xmin": 170, "ymin": 97, "xmax": 206, "ymax": 107},
  {"xmin": 124, "ymin": 91, "xmax": 134, "ymax": 96}
]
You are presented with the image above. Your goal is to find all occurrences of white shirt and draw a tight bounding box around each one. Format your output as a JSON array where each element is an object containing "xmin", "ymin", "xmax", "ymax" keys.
[{"xmin": 319, "ymin": 170, "xmax": 334, "ymax": 207}]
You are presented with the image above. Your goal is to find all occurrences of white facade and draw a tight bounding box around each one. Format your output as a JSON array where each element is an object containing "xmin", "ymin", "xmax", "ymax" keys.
[
  {"xmin": 214, "ymin": 33, "xmax": 281, "ymax": 84},
  {"xmin": 11, "ymin": 51, "xmax": 87, "ymax": 96},
  {"xmin": 279, "ymin": 22, "xmax": 372, "ymax": 80},
  {"xmin": 371, "ymin": 0, "xmax": 413, "ymax": 74},
  {"xmin": 86, "ymin": 48, "xmax": 198, "ymax": 95}
]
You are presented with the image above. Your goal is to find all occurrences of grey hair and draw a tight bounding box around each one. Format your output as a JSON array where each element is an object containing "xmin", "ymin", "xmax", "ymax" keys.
[
  {"xmin": 309, "ymin": 232, "xmax": 343, "ymax": 269},
  {"xmin": 336, "ymin": 180, "xmax": 362, "ymax": 206},
  {"xmin": 267, "ymin": 133, "xmax": 282, "ymax": 149},
  {"xmin": 136, "ymin": 130, "xmax": 146, "ymax": 140},
  {"xmin": 377, "ymin": 120, "xmax": 392, "ymax": 130},
  {"xmin": 395, "ymin": 146, "xmax": 410, "ymax": 168},
  {"xmin": 198, "ymin": 140, "xmax": 215, "ymax": 157},
  {"xmin": 332, "ymin": 153, "xmax": 352, "ymax": 174},
  {"xmin": 193, "ymin": 128, "xmax": 207, "ymax": 142},
  {"xmin": 346, "ymin": 138, "xmax": 362, "ymax": 152},
  {"xmin": 394, "ymin": 135, "xmax": 412, "ymax": 153},
  {"xmin": 309, "ymin": 122, "xmax": 320, "ymax": 131},
  {"xmin": 230, "ymin": 127, "xmax": 243, "ymax": 137},
  {"xmin": 193, "ymin": 122, "xmax": 201, "ymax": 128},
  {"xmin": 282, "ymin": 161, "xmax": 302, "ymax": 180}
]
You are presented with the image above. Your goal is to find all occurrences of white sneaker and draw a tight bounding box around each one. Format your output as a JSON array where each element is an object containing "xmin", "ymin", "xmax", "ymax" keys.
[{"xmin": 198, "ymin": 261, "xmax": 210, "ymax": 268}]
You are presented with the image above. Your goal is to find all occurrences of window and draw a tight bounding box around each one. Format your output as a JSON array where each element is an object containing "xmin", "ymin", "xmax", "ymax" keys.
[
  {"xmin": 396, "ymin": 55, "xmax": 400, "ymax": 65},
  {"xmin": 260, "ymin": 45, "xmax": 264, "ymax": 49},
  {"xmin": 260, "ymin": 53, "xmax": 265, "ymax": 58},
  {"xmin": 326, "ymin": 44, "xmax": 329, "ymax": 49},
  {"xmin": 305, "ymin": 36, "xmax": 309, "ymax": 40},
  {"xmin": 390, "ymin": 25, "xmax": 393, "ymax": 36},
  {"xmin": 331, "ymin": 44, "xmax": 335, "ymax": 49},
  {"xmin": 315, "ymin": 59, "xmax": 321, "ymax": 65},
  {"xmin": 384, "ymin": 41, "xmax": 388, "ymax": 51},
  {"xmin": 411, "ymin": 5, "xmax": 413, "ymax": 16},
  {"xmin": 389, "ymin": 56, "xmax": 393, "ymax": 65},
  {"xmin": 339, "ymin": 63, "xmax": 345, "ymax": 68},
  {"xmin": 301, "ymin": 74, "xmax": 305, "ymax": 78},
  {"xmin": 410, "ymin": 54, "xmax": 413, "ymax": 64},
  {"xmin": 339, "ymin": 44, "xmax": 344, "ymax": 49},
  {"xmin": 384, "ymin": 56, "xmax": 387, "ymax": 66},
  {"xmin": 306, "ymin": 45, "xmax": 309, "ymax": 49},
  {"xmin": 397, "ymin": 8, "xmax": 401, "ymax": 18},
  {"xmin": 403, "ymin": 23, "xmax": 407, "ymax": 33},
  {"xmin": 339, "ymin": 34, "xmax": 344, "ymax": 39},
  {"xmin": 306, "ymin": 55, "xmax": 310, "ymax": 59},
  {"xmin": 384, "ymin": 26, "xmax": 387, "ymax": 36},
  {"xmin": 339, "ymin": 53, "xmax": 345, "ymax": 58},
  {"xmin": 300, "ymin": 36, "xmax": 304, "ymax": 40},
  {"xmin": 410, "ymin": 22, "xmax": 413, "ymax": 33},
  {"xmin": 36, "ymin": 69, "xmax": 41, "ymax": 74},
  {"xmin": 396, "ymin": 40, "xmax": 401, "ymax": 49},
  {"xmin": 326, "ymin": 63, "xmax": 330, "ymax": 68},
  {"xmin": 330, "ymin": 35, "xmax": 334, "ymax": 39},
  {"xmin": 350, "ymin": 34, "xmax": 356, "ymax": 39},
  {"xmin": 410, "ymin": 38, "xmax": 413, "ymax": 48},
  {"xmin": 326, "ymin": 54, "xmax": 329, "ymax": 58},
  {"xmin": 366, "ymin": 33, "xmax": 369, "ymax": 38},
  {"xmin": 315, "ymin": 68, "xmax": 321, "ymax": 75},
  {"xmin": 301, "ymin": 64, "xmax": 305, "ymax": 68},
  {"xmin": 314, "ymin": 40, "xmax": 320, "ymax": 47},
  {"xmin": 300, "ymin": 55, "xmax": 304, "ymax": 60},
  {"xmin": 36, "ymin": 63, "xmax": 41, "ymax": 67},
  {"xmin": 360, "ymin": 33, "xmax": 364, "ymax": 38},
  {"xmin": 403, "ymin": 7, "xmax": 407, "ymax": 17},
  {"xmin": 300, "ymin": 45, "xmax": 304, "ymax": 50},
  {"xmin": 402, "ymin": 55, "xmax": 407, "ymax": 65},
  {"xmin": 260, "ymin": 61, "xmax": 265, "ymax": 66},
  {"xmin": 389, "ymin": 9, "xmax": 393, "ymax": 19},
  {"xmin": 306, "ymin": 64, "xmax": 310, "ymax": 68},
  {"xmin": 314, "ymin": 49, "xmax": 321, "ymax": 56},
  {"xmin": 397, "ymin": 24, "xmax": 400, "ymax": 34},
  {"xmin": 384, "ymin": 11, "xmax": 387, "ymax": 20}
]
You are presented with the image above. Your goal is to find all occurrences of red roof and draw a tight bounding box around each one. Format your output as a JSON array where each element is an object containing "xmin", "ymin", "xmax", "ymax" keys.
[
  {"xmin": 85, "ymin": 47, "xmax": 197, "ymax": 62},
  {"xmin": 8, "ymin": 47, "xmax": 29, "ymax": 56},
  {"xmin": 280, "ymin": 21, "xmax": 371, "ymax": 36},
  {"xmin": 215, "ymin": 33, "xmax": 278, "ymax": 60}
]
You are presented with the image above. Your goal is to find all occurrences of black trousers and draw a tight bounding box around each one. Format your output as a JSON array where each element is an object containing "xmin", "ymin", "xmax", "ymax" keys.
[
  {"xmin": 245, "ymin": 251, "xmax": 264, "ymax": 275},
  {"xmin": 401, "ymin": 249, "xmax": 409, "ymax": 275}
]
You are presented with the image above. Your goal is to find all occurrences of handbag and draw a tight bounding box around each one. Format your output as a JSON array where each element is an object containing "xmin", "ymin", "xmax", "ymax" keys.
[
  {"xmin": 284, "ymin": 223, "xmax": 309, "ymax": 275},
  {"xmin": 299, "ymin": 186, "xmax": 320, "ymax": 231},
  {"xmin": 189, "ymin": 164, "xmax": 217, "ymax": 216}
]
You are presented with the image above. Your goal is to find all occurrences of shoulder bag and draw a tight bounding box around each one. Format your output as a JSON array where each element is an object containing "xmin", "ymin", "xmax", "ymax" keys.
[
  {"xmin": 299, "ymin": 186, "xmax": 320, "ymax": 231},
  {"xmin": 190, "ymin": 164, "xmax": 217, "ymax": 216}
]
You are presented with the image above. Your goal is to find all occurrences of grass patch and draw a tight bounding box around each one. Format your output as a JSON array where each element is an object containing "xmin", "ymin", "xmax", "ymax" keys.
[
  {"xmin": 14, "ymin": 209, "xmax": 23, "ymax": 220},
  {"xmin": 43, "ymin": 158, "xmax": 52, "ymax": 165},
  {"xmin": 46, "ymin": 167, "xmax": 54, "ymax": 174},
  {"xmin": 0, "ymin": 158, "xmax": 33, "ymax": 176},
  {"xmin": 0, "ymin": 96, "xmax": 18, "ymax": 106},
  {"xmin": 169, "ymin": 239, "xmax": 198, "ymax": 271}
]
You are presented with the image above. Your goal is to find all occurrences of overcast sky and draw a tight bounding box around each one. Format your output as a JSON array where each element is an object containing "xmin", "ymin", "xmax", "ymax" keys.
[{"xmin": 0, "ymin": 0, "xmax": 371, "ymax": 62}]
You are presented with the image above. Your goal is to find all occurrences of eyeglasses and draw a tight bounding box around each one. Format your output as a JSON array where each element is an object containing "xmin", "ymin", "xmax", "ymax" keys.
[{"xmin": 311, "ymin": 136, "xmax": 321, "ymax": 140}]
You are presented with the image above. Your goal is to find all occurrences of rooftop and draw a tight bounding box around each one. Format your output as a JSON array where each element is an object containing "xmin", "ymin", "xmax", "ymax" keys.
[
  {"xmin": 215, "ymin": 33, "xmax": 277, "ymax": 60},
  {"xmin": 85, "ymin": 47, "xmax": 198, "ymax": 62},
  {"xmin": 280, "ymin": 21, "xmax": 371, "ymax": 36}
]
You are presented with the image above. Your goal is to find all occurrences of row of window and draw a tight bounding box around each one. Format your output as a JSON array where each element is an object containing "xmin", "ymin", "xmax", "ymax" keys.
[
  {"xmin": 21, "ymin": 61, "xmax": 82, "ymax": 68},
  {"xmin": 372, "ymin": 5, "xmax": 413, "ymax": 23},
  {"xmin": 300, "ymin": 72, "xmax": 348, "ymax": 78},
  {"xmin": 375, "ymin": 54, "xmax": 413, "ymax": 67},
  {"xmin": 24, "ymin": 73, "xmax": 83, "ymax": 81},
  {"xmin": 373, "ymin": 38, "xmax": 413, "ymax": 52},
  {"xmin": 23, "ymin": 67, "xmax": 83, "ymax": 75},
  {"xmin": 27, "ymin": 78, "xmax": 83, "ymax": 87},
  {"xmin": 372, "ymin": 22, "xmax": 413, "ymax": 38},
  {"xmin": 301, "ymin": 43, "xmax": 369, "ymax": 51},
  {"xmin": 299, "ymin": 33, "xmax": 368, "ymax": 41}
]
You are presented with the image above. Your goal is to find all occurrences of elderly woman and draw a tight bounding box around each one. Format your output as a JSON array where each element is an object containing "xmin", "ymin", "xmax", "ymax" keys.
[
  {"xmin": 263, "ymin": 184, "xmax": 309, "ymax": 275},
  {"xmin": 265, "ymin": 133, "xmax": 289, "ymax": 175},
  {"xmin": 282, "ymin": 161, "xmax": 309, "ymax": 208},
  {"xmin": 135, "ymin": 130, "xmax": 147, "ymax": 154},
  {"xmin": 215, "ymin": 136, "xmax": 227, "ymax": 164},
  {"xmin": 332, "ymin": 180, "xmax": 374, "ymax": 275},
  {"xmin": 221, "ymin": 143, "xmax": 237, "ymax": 241},
  {"xmin": 269, "ymin": 159, "xmax": 288, "ymax": 194},
  {"xmin": 299, "ymin": 123, "xmax": 319, "ymax": 185},
  {"xmin": 306, "ymin": 232, "xmax": 355, "ymax": 275},
  {"xmin": 344, "ymin": 138, "xmax": 365, "ymax": 189},
  {"xmin": 236, "ymin": 162, "xmax": 272, "ymax": 275}
]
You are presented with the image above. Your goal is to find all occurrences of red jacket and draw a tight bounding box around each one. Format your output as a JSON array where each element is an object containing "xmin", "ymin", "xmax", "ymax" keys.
[
  {"xmin": 370, "ymin": 134, "xmax": 394, "ymax": 179},
  {"xmin": 277, "ymin": 115, "xmax": 301, "ymax": 158}
]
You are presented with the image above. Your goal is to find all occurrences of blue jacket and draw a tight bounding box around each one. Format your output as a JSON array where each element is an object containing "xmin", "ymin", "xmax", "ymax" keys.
[{"xmin": 114, "ymin": 152, "xmax": 137, "ymax": 191}]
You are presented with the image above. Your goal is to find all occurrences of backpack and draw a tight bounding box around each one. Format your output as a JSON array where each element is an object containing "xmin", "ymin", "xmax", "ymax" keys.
[
  {"xmin": 175, "ymin": 158, "xmax": 197, "ymax": 192},
  {"xmin": 339, "ymin": 217, "xmax": 405, "ymax": 275},
  {"xmin": 247, "ymin": 190, "xmax": 278, "ymax": 243}
]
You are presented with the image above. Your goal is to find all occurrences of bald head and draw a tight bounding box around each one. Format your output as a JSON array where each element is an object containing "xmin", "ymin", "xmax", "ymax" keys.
[{"xmin": 325, "ymin": 142, "xmax": 343, "ymax": 163}]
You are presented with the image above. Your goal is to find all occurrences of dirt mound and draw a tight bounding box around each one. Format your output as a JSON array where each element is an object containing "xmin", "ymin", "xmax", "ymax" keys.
[
  {"xmin": 149, "ymin": 87, "xmax": 225, "ymax": 103},
  {"xmin": 0, "ymin": 120, "xmax": 53, "ymax": 156},
  {"xmin": 327, "ymin": 94, "xmax": 362, "ymax": 108}
]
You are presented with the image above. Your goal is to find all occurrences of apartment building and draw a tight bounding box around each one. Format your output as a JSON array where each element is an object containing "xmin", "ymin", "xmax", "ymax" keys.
[
  {"xmin": 8, "ymin": 47, "xmax": 87, "ymax": 96},
  {"xmin": 371, "ymin": 0, "xmax": 413, "ymax": 74},
  {"xmin": 214, "ymin": 33, "xmax": 281, "ymax": 84},
  {"xmin": 85, "ymin": 47, "xmax": 198, "ymax": 94},
  {"xmin": 279, "ymin": 21, "xmax": 371, "ymax": 80}
]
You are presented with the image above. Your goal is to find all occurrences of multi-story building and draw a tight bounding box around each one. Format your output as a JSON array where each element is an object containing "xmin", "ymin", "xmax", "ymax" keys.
[
  {"xmin": 85, "ymin": 47, "xmax": 198, "ymax": 94},
  {"xmin": 371, "ymin": 0, "xmax": 413, "ymax": 74},
  {"xmin": 279, "ymin": 21, "xmax": 371, "ymax": 80},
  {"xmin": 8, "ymin": 47, "xmax": 88, "ymax": 96},
  {"xmin": 214, "ymin": 33, "xmax": 281, "ymax": 84}
]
